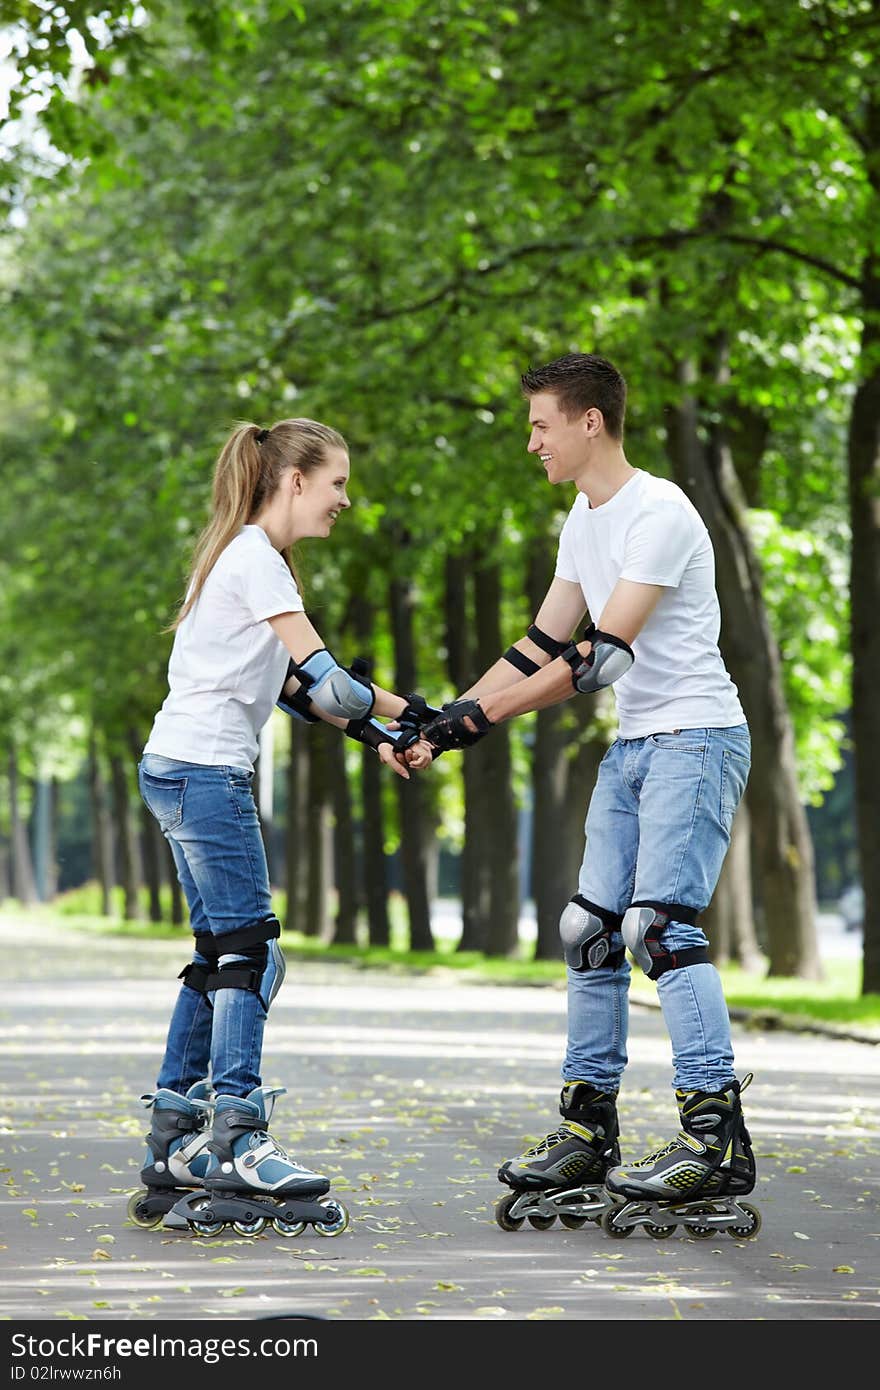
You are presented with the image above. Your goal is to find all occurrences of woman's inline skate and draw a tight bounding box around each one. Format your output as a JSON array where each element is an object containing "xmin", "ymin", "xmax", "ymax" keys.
[
  {"xmin": 601, "ymin": 1073, "xmax": 760, "ymax": 1239},
  {"xmin": 166, "ymin": 1085, "xmax": 349, "ymax": 1238},
  {"xmin": 127, "ymin": 1080, "xmax": 214, "ymax": 1229},
  {"xmin": 495, "ymin": 1081, "xmax": 620, "ymax": 1231}
]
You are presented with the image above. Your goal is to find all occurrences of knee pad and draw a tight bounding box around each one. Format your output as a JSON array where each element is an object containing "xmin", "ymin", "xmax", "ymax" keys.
[
  {"xmin": 178, "ymin": 938, "xmax": 219, "ymax": 995},
  {"xmin": 206, "ymin": 915, "xmax": 286, "ymax": 1010},
  {"xmin": 621, "ymin": 901, "xmax": 707, "ymax": 981},
  {"xmin": 559, "ymin": 895, "xmax": 624, "ymax": 971}
]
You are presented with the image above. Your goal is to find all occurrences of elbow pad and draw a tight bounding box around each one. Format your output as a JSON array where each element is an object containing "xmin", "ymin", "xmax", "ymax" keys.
[
  {"xmin": 294, "ymin": 648, "xmax": 375, "ymax": 720},
  {"xmin": 561, "ymin": 624, "xmax": 634, "ymax": 694}
]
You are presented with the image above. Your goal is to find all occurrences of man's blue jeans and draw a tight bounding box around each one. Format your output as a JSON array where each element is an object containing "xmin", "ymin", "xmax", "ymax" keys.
[
  {"xmin": 564, "ymin": 725, "xmax": 751, "ymax": 1094},
  {"xmin": 138, "ymin": 754, "xmax": 275, "ymax": 1098}
]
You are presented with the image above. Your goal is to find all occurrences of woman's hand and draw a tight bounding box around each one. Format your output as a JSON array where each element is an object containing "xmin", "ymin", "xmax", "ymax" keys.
[
  {"xmin": 377, "ymin": 740, "xmax": 411, "ymax": 779},
  {"xmin": 403, "ymin": 738, "xmax": 435, "ymax": 770}
]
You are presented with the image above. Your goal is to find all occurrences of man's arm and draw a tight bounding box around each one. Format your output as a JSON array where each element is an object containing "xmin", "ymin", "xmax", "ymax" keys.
[
  {"xmin": 459, "ymin": 577, "xmax": 587, "ymax": 700},
  {"xmin": 479, "ymin": 578, "xmax": 663, "ymax": 725}
]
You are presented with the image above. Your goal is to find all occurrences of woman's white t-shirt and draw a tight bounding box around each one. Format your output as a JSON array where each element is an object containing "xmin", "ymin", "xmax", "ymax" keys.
[
  {"xmin": 144, "ymin": 525, "xmax": 304, "ymax": 771},
  {"xmin": 555, "ymin": 470, "xmax": 745, "ymax": 738}
]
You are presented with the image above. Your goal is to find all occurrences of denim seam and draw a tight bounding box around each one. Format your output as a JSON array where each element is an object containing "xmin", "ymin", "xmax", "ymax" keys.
[
  {"xmin": 224, "ymin": 769, "xmax": 264, "ymax": 927},
  {"xmin": 668, "ymin": 741, "xmax": 709, "ymax": 905},
  {"xmin": 720, "ymin": 748, "xmax": 750, "ymax": 830}
]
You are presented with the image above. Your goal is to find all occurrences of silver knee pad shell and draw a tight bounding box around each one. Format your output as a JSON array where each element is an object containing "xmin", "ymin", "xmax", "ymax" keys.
[
  {"xmin": 559, "ymin": 895, "xmax": 623, "ymax": 971},
  {"xmin": 621, "ymin": 901, "xmax": 705, "ymax": 981}
]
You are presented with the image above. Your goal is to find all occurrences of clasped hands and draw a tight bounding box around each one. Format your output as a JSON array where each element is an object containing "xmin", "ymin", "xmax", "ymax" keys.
[{"xmin": 387, "ymin": 695, "xmax": 494, "ymax": 772}]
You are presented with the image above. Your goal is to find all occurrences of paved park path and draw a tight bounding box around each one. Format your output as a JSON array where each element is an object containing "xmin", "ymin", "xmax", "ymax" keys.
[{"xmin": 1, "ymin": 913, "xmax": 878, "ymax": 1324}]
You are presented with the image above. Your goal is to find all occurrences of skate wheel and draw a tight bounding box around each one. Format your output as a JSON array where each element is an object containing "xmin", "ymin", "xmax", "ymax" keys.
[
  {"xmin": 527, "ymin": 1213, "xmax": 556, "ymax": 1230},
  {"xmin": 188, "ymin": 1196, "xmax": 224, "ymax": 1237},
  {"xmin": 600, "ymin": 1208, "xmax": 632, "ymax": 1239},
  {"xmin": 684, "ymin": 1221, "xmax": 714, "ymax": 1238},
  {"xmin": 727, "ymin": 1202, "xmax": 761, "ymax": 1240},
  {"xmin": 313, "ymin": 1199, "xmax": 350, "ymax": 1237},
  {"xmin": 560, "ymin": 1215, "xmax": 589, "ymax": 1230},
  {"xmin": 232, "ymin": 1215, "xmax": 267, "ymax": 1236},
  {"xmin": 645, "ymin": 1222, "xmax": 675, "ymax": 1239},
  {"xmin": 495, "ymin": 1192, "xmax": 525, "ymax": 1232},
  {"xmin": 272, "ymin": 1216, "xmax": 307, "ymax": 1237},
  {"xmin": 126, "ymin": 1191, "xmax": 162, "ymax": 1230}
]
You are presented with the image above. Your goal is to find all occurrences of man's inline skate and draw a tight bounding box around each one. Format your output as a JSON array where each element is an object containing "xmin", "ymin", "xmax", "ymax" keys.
[
  {"xmin": 127, "ymin": 1080, "xmax": 214, "ymax": 1229},
  {"xmin": 165, "ymin": 1085, "xmax": 349, "ymax": 1238},
  {"xmin": 601, "ymin": 1073, "xmax": 760, "ymax": 1239},
  {"xmin": 495, "ymin": 1081, "xmax": 620, "ymax": 1231}
]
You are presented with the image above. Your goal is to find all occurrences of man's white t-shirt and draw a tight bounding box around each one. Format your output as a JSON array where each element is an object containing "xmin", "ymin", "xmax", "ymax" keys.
[
  {"xmin": 144, "ymin": 525, "xmax": 304, "ymax": 771},
  {"xmin": 555, "ymin": 470, "xmax": 745, "ymax": 738}
]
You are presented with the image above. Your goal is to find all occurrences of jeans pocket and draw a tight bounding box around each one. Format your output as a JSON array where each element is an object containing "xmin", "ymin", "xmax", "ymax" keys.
[
  {"xmin": 720, "ymin": 749, "xmax": 750, "ymax": 830},
  {"xmin": 139, "ymin": 770, "xmax": 187, "ymax": 833},
  {"xmin": 649, "ymin": 731, "xmax": 707, "ymax": 753}
]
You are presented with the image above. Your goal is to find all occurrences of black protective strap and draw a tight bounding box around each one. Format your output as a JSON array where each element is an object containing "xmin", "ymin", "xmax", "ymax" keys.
[
  {"xmin": 631, "ymin": 900, "xmax": 699, "ymax": 926},
  {"xmin": 503, "ymin": 646, "xmax": 540, "ymax": 677},
  {"xmin": 207, "ymin": 965, "xmax": 261, "ymax": 993},
  {"xmin": 213, "ymin": 915, "xmax": 281, "ymax": 955},
  {"xmin": 179, "ymin": 961, "xmax": 214, "ymax": 994},
  {"xmin": 526, "ymin": 623, "xmax": 569, "ymax": 658}
]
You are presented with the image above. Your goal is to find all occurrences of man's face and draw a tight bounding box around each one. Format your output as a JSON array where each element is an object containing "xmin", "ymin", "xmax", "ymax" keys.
[{"xmin": 526, "ymin": 391, "xmax": 595, "ymax": 484}]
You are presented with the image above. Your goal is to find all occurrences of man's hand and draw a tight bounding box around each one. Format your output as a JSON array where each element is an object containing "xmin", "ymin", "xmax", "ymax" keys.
[{"xmin": 418, "ymin": 699, "xmax": 494, "ymax": 753}]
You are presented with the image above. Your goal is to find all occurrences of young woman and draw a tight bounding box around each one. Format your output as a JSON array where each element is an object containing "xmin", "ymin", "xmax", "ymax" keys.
[{"xmin": 129, "ymin": 417, "xmax": 425, "ymax": 1239}]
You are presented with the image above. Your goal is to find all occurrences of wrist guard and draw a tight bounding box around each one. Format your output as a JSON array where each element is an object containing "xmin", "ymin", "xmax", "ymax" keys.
[
  {"xmin": 420, "ymin": 698, "xmax": 494, "ymax": 752},
  {"xmin": 396, "ymin": 693, "xmax": 444, "ymax": 753},
  {"xmin": 561, "ymin": 624, "xmax": 634, "ymax": 694},
  {"xmin": 345, "ymin": 716, "xmax": 402, "ymax": 753}
]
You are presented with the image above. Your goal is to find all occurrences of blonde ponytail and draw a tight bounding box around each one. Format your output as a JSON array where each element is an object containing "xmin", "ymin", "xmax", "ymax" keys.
[{"xmin": 169, "ymin": 417, "xmax": 347, "ymax": 630}]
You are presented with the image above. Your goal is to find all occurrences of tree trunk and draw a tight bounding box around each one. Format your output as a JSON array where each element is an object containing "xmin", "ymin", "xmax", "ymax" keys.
[
  {"xmin": 526, "ymin": 538, "xmax": 582, "ymax": 960},
  {"xmin": 110, "ymin": 751, "xmax": 143, "ymax": 921},
  {"xmin": 304, "ymin": 721, "xmax": 331, "ymax": 939},
  {"xmin": 328, "ymin": 732, "xmax": 359, "ymax": 944},
  {"xmin": 473, "ymin": 555, "xmax": 520, "ymax": 956},
  {"xmin": 350, "ymin": 593, "xmax": 391, "ymax": 946},
  {"xmin": 165, "ymin": 836, "xmax": 184, "ymax": 926},
  {"xmin": 0, "ymin": 840, "xmax": 10, "ymax": 900},
  {"xmin": 8, "ymin": 746, "xmax": 38, "ymax": 906},
  {"xmin": 140, "ymin": 799, "xmax": 163, "ymax": 922},
  {"xmin": 849, "ymin": 192, "xmax": 880, "ymax": 992},
  {"xmin": 666, "ymin": 358, "xmax": 822, "ymax": 978},
  {"xmin": 47, "ymin": 775, "xmax": 59, "ymax": 900},
  {"xmin": 284, "ymin": 721, "xmax": 307, "ymax": 934},
  {"xmin": 87, "ymin": 733, "xmax": 113, "ymax": 916},
  {"xmin": 444, "ymin": 551, "xmax": 490, "ymax": 950},
  {"xmin": 704, "ymin": 798, "xmax": 761, "ymax": 971},
  {"xmin": 127, "ymin": 728, "xmax": 160, "ymax": 922},
  {"xmin": 389, "ymin": 562, "xmax": 434, "ymax": 951}
]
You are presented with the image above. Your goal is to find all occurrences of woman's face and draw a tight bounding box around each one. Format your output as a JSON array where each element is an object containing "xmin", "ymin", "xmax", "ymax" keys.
[{"xmin": 293, "ymin": 447, "xmax": 351, "ymax": 539}]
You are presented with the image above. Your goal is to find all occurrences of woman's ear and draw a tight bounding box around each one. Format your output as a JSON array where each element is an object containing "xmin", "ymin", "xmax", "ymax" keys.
[{"xmin": 289, "ymin": 468, "xmax": 304, "ymax": 495}]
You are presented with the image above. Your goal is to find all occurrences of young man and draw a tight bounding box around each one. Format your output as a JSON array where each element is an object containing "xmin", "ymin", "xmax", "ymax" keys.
[{"xmin": 408, "ymin": 352, "xmax": 757, "ymax": 1236}]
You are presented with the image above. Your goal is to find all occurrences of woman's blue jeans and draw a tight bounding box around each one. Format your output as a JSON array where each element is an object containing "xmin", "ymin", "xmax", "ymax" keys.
[
  {"xmin": 138, "ymin": 754, "xmax": 275, "ymax": 1099},
  {"xmin": 564, "ymin": 725, "xmax": 751, "ymax": 1094}
]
